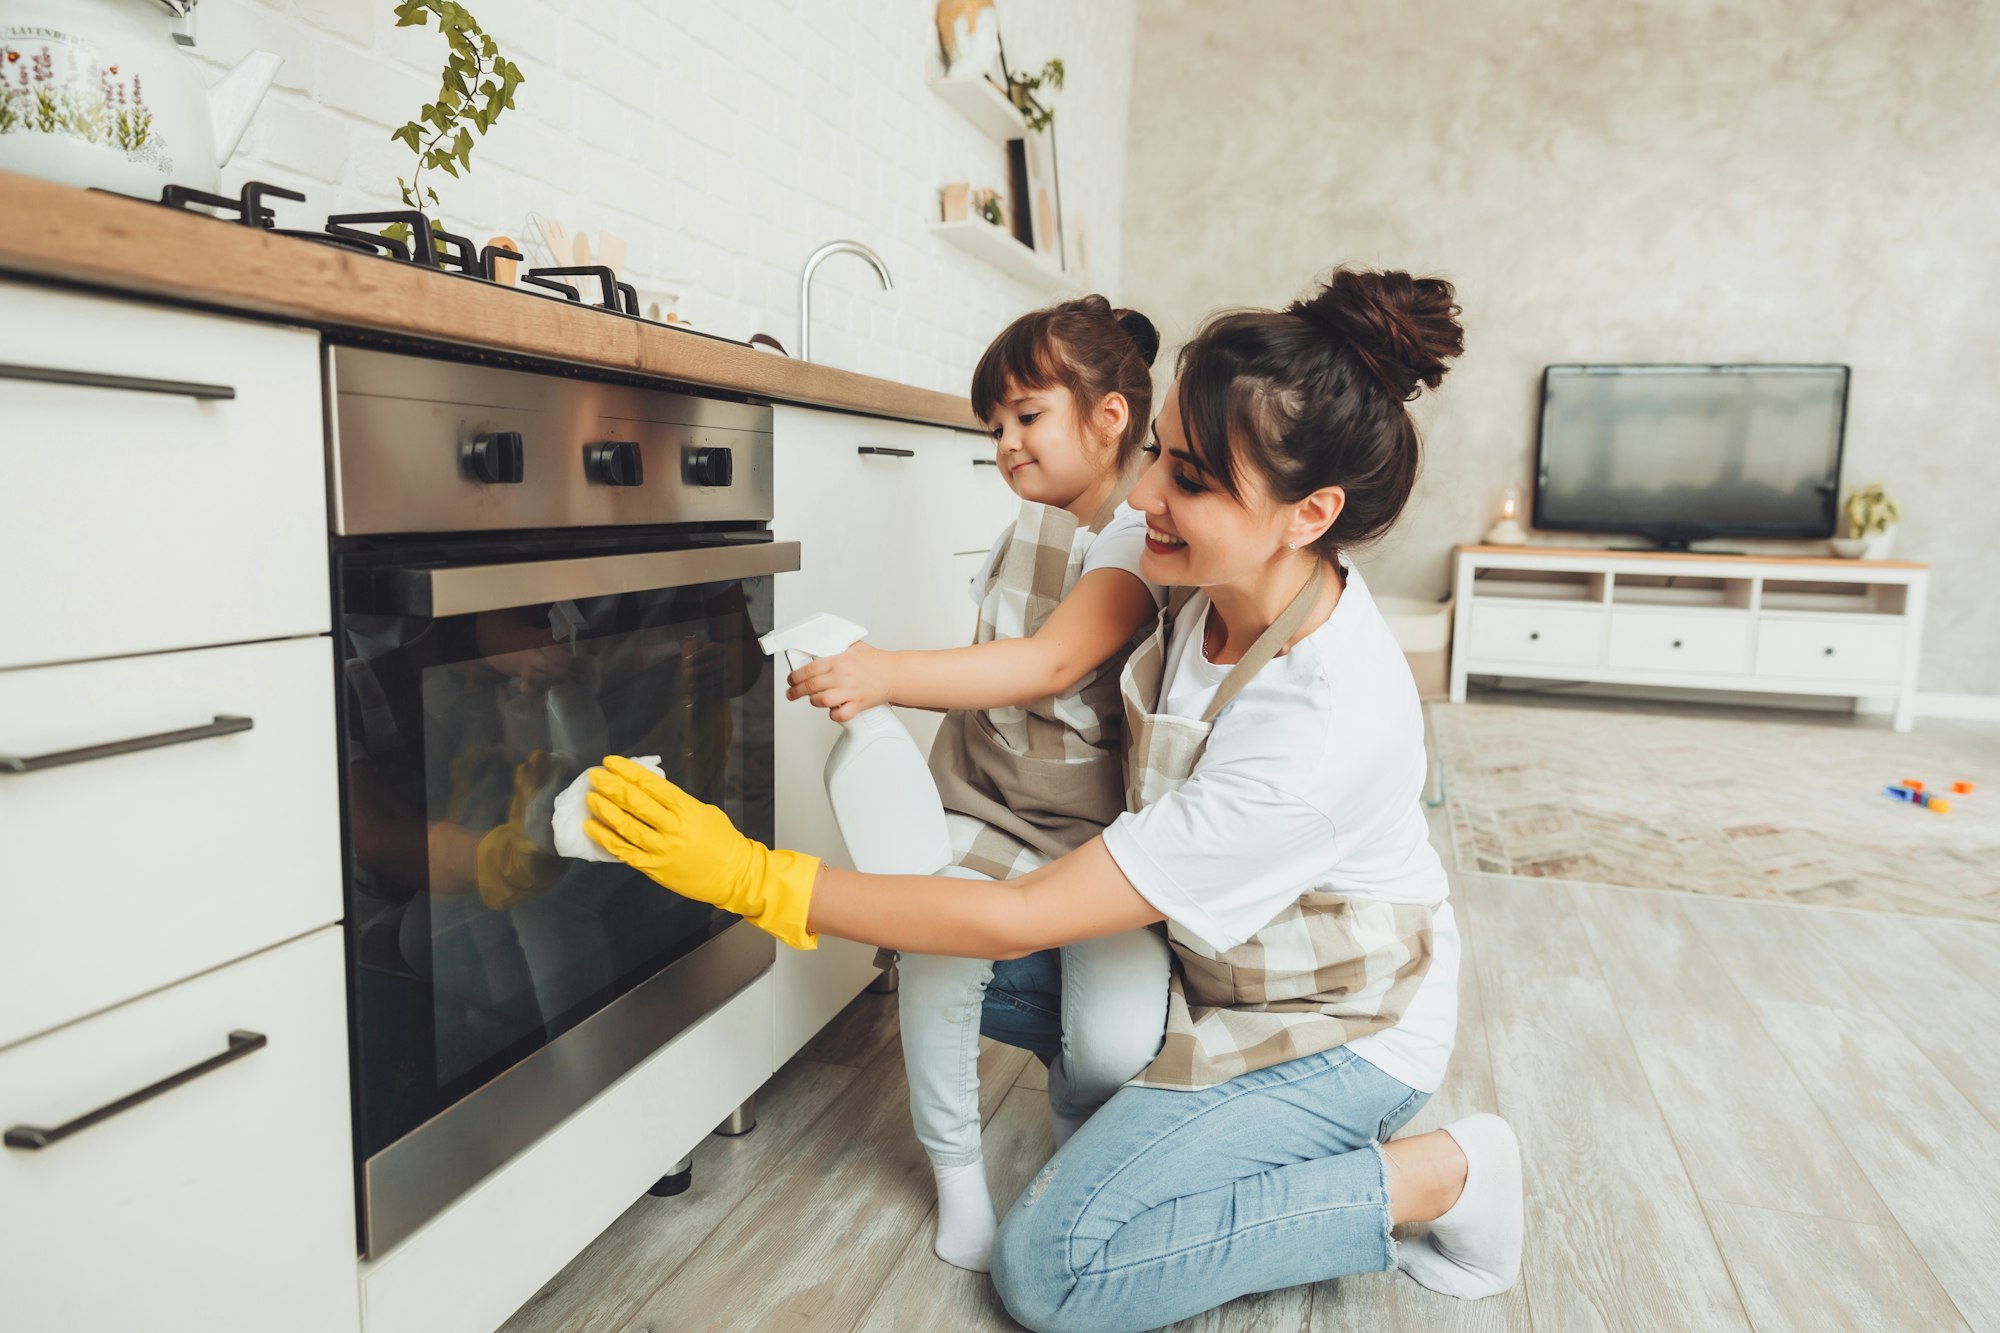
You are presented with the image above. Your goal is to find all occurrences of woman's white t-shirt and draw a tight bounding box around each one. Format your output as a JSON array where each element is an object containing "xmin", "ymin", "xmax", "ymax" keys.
[{"xmin": 1099, "ymin": 562, "xmax": 1460, "ymax": 1093}]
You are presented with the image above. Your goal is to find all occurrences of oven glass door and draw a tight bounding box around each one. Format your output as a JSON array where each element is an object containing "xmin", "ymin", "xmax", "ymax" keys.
[{"xmin": 338, "ymin": 540, "xmax": 790, "ymax": 1161}]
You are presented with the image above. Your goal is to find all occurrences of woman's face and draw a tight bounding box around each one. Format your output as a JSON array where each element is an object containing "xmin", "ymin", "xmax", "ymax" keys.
[{"xmin": 1128, "ymin": 379, "xmax": 1297, "ymax": 588}]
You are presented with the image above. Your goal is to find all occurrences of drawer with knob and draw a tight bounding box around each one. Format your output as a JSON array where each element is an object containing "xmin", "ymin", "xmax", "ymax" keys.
[
  {"xmin": 1465, "ymin": 602, "xmax": 1607, "ymax": 667},
  {"xmin": 0, "ymin": 637, "xmax": 341, "ymax": 1047},
  {"xmin": 1756, "ymin": 616, "xmax": 1907, "ymax": 684},
  {"xmin": 0, "ymin": 928, "xmax": 359, "ymax": 1333},
  {"xmin": 1607, "ymin": 611, "xmax": 1752, "ymax": 676}
]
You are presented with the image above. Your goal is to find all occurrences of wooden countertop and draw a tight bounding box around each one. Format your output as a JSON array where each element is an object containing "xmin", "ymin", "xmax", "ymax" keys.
[
  {"xmin": 0, "ymin": 171, "xmax": 979, "ymax": 431},
  {"xmin": 1456, "ymin": 544, "xmax": 1927, "ymax": 570}
]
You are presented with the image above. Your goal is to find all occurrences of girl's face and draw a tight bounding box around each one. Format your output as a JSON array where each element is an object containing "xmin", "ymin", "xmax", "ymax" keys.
[
  {"xmin": 1128, "ymin": 379, "xmax": 1301, "ymax": 588},
  {"xmin": 986, "ymin": 381, "xmax": 1121, "ymax": 510}
]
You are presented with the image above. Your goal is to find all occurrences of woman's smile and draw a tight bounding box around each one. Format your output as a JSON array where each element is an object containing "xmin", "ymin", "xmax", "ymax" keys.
[{"xmin": 1144, "ymin": 523, "xmax": 1187, "ymax": 554}]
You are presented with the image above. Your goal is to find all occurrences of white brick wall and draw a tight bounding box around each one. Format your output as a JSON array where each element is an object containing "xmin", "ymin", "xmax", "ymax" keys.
[{"xmin": 192, "ymin": 0, "xmax": 1136, "ymax": 395}]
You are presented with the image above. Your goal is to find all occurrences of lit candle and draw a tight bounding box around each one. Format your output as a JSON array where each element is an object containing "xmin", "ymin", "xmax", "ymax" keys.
[{"xmin": 1486, "ymin": 486, "xmax": 1528, "ymax": 545}]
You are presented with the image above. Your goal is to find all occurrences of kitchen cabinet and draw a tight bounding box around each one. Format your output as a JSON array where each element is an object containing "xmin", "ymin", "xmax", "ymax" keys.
[
  {"xmin": 0, "ymin": 285, "xmax": 327, "ymax": 670},
  {"xmin": 0, "ymin": 927, "xmax": 360, "ymax": 1333},
  {"xmin": 0, "ymin": 636, "xmax": 343, "ymax": 1048},
  {"xmin": 769, "ymin": 408, "xmax": 1007, "ymax": 1062}
]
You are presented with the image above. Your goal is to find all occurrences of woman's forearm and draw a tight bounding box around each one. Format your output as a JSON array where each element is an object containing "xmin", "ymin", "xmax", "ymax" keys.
[{"xmin": 804, "ymin": 838, "xmax": 1163, "ymax": 959}]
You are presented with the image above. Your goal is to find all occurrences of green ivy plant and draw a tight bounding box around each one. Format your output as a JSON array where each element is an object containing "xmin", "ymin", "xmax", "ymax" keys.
[
  {"xmin": 384, "ymin": 0, "xmax": 524, "ymax": 251},
  {"xmin": 1008, "ymin": 58, "xmax": 1064, "ymax": 133},
  {"xmin": 1843, "ymin": 482, "xmax": 1902, "ymax": 537}
]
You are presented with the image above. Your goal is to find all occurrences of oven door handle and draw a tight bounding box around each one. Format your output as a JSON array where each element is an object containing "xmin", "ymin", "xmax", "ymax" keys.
[{"xmin": 375, "ymin": 541, "xmax": 802, "ymax": 616}]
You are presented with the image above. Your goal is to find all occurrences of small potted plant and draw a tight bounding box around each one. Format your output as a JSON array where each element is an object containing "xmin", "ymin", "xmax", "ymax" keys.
[{"xmin": 1831, "ymin": 482, "xmax": 1901, "ymax": 559}]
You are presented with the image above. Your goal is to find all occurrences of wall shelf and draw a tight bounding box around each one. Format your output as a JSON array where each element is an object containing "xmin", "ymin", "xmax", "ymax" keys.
[
  {"xmin": 929, "ymin": 219, "xmax": 1078, "ymax": 294},
  {"xmin": 927, "ymin": 72, "xmax": 1025, "ymax": 142}
]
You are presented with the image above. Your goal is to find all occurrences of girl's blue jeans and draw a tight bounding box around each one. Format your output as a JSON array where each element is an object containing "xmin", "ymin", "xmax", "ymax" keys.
[
  {"xmin": 897, "ymin": 913, "xmax": 1170, "ymax": 1168},
  {"xmin": 980, "ymin": 949, "xmax": 1429, "ymax": 1333}
]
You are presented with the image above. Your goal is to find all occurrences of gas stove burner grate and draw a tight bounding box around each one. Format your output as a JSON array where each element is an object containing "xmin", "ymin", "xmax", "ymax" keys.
[{"xmin": 95, "ymin": 177, "xmax": 738, "ymax": 343}]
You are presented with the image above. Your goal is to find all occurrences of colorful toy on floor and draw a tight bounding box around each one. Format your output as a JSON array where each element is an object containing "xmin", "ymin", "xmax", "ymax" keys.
[
  {"xmin": 1883, "ymin": 783, "xmax": 1954, "ymax": 814},
  {"xmin": 1952, "ymin": 780, "xmax": 1976, "ymax": 795}
]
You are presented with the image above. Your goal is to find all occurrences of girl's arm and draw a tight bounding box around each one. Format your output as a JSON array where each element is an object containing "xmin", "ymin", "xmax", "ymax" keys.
[
  {"xmin": 789, "ymin": 568, "xmax": 1156, "ymax": 722},
  {"xmin": 807, "ymin": 837, "xmax": 1163, "ymax": 958}
]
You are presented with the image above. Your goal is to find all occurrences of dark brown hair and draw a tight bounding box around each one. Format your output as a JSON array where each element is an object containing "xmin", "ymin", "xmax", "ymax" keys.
[
  {"xmin": 1174, "ymin": 268, "xmax": 1463, "ymax": 555},
  {"xmin": 971, "ymin": 295, "xmax": 1160, "ymax": 469}
]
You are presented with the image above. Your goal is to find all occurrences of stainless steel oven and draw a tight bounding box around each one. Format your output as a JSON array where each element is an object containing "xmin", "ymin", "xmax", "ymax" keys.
[{"xmin": 327, "ymin": 346, "xmax": 792, "ymax": 1256}]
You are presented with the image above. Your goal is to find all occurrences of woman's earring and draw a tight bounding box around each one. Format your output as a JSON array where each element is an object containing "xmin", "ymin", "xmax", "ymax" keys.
[{"xmin": 1287, "ymin": 540, "xmax": 1298, "ymax": 551}]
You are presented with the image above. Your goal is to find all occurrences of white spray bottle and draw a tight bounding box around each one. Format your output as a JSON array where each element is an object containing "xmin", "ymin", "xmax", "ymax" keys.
[{"xmin": 759, "ymin": 613, "xmax": 955, "ymax": 876}]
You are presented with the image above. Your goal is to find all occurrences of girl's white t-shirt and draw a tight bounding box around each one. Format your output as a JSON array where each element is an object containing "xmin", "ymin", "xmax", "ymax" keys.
[
  {"xmin": 967, "ymin": 504, "xmax": 1166, "ymax": 607},
  {"xmin": 1099, "ymin": 562, "xmax": 1461, "ymax": 1093}
]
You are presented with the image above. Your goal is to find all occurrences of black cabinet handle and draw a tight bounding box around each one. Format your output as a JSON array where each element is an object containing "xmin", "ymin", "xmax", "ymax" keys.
[
  {"xmin": 1824, "ymin": 646, "xmax": 1836, "ymax": 656},
  {"xmin": 0, "ymin": 362, "xmax": 234, "ymax": 401},
  {"xmin": 972, "ymin": 457, "xmax": 998, "ymax": 467},
  {"xmin": 0, "ymin": 715, "xmax": 253, "ymax": 775},
  {"xmin": 1528, "ymin": 631, "xmax": 1541, "ymax": 641},
  {"xmin": 5, "ymin": 1031, "xmax": 268, "ymax": 1150},
  {"xmin": 857, "ymin": 446, "xmax": 915, "ymax": 458},
  {"xmin": 1672, "ymin": 639, "xmax": 1684, "ymax": 649}
]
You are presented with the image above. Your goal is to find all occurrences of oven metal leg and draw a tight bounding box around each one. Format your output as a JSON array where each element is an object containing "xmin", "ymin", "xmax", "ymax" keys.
[
  {"xmin": 714, "ymin": 1096, "xmax": 757, "ymax": 1137},
  {"xmin": 648, "ymin": 1153, "xmax": 694, "ymax": 1198},
  {"xmin": 867, "ymin": 963, "xmax": 900, "ymax": 994}
]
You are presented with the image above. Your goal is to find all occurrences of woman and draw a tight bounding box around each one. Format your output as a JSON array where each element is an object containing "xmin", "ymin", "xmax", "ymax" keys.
[{"xmin": 584, "ymin": 268, "xmax": 1524, "ymax": 1332}]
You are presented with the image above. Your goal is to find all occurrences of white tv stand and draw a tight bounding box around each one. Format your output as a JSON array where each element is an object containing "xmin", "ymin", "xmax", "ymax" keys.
[{"xmin": 1448, "ymin": 545, "xmax": 1930, "ymax": 731}]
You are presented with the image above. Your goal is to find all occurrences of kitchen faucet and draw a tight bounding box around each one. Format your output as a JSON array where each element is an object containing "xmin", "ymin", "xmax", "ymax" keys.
[{"xmin": 798, "ymin": 241, "xmax": 893, "ymax": 362}]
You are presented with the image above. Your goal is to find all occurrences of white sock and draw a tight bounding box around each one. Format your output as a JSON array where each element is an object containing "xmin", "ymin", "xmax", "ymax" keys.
[
  {"xmin": 1051, "ymin": 1109, "xmax": 1087, "ymax": 1150},
  {"xmin": 1395, "ymin": 1113, "xmax": 1524, "ymax": 1300},
  {"xmin": 932, "ymin": 1160, "xmax": 997, "ymax": 1272}
]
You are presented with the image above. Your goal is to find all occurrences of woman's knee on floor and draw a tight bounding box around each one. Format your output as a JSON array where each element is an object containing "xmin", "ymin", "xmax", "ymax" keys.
[{"xmin": 990, "ymin": 1175, "xmax": 1087, "ymax": 1333}]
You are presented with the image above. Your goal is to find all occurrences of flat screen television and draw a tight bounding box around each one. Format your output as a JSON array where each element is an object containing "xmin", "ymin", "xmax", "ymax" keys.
[{"xmin": 1533, "ymin": 364, "xmax": 1849, "ymax": 548}]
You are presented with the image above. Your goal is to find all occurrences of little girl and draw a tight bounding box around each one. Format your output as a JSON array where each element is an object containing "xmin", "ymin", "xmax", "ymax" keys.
[{"xmin": 786, "ymin": 296, "xmax": 1171, "ymax": 1271}]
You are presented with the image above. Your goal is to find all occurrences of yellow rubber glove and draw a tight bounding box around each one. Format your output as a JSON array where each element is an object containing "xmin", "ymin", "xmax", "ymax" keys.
[
  {"xmin": 585, "ymin": 754, "xmax": 820, "ymax": 950},
  {"xmin": 475, "ymin": 749, "xmax": 566, "ymax": 912}
]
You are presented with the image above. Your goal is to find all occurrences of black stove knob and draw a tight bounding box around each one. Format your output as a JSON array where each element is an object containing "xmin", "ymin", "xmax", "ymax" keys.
[
  {"xmin": 461, "ymin": 431, "xmax": 525, "ymax": 484},
  {"xmin": 684, "ymin": 446, "xmax": 734, "ymax": 488},
  {"xmin": 584, "ymin": 441, "xmax": 644, "ymax": 487}
]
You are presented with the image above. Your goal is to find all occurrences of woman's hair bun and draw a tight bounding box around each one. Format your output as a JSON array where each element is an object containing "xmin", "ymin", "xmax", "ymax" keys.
[
  {"xmin": 1289, "ymin": 270, "xmax": 1463, "ymax": 400},
  {"xmin": 1112, "ymin": 307, "xmax": 1160, "ymax": 368}
]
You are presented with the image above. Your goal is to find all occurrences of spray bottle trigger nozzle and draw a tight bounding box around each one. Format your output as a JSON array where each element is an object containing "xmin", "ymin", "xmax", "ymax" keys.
[{"xmin": 758, "ymin": 612, "xmax": 871, "ymax": 660}]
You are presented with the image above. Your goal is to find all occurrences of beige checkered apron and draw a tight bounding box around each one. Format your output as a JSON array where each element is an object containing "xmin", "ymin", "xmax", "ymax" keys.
[
  {"xmin": 1122, "ymin": 564, "xmax": 1438, "ymax": 1091},
  {"xmin": 928, "ymin": 494, "xmax": 1136, "ymax": 880}
]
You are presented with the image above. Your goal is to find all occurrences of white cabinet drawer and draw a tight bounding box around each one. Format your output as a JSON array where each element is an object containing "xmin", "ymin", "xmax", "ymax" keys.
[
  {"xmin": 0, "ymin": 638, "xmax": 341, "ymax": 1047},
  {"xmin": 1608, "ymin": 611, "xmax": 1751, "ymax": 675},
  {"xmin": 1756, "ymin": 617, "xmax": 1907, "ymax": 684},
  {"xmin": 1467, "ymin": 603, "xmax": 1606, "ymax": 667},
  {"xmin": 0, "ymin": 285, "xmax": 328, "ymax": 668},
  {"xmin": 0, "ymin": 928, "xmax": 359, "ymax": 1333}
]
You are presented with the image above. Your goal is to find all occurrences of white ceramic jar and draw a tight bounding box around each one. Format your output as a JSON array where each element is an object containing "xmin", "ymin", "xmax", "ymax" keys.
[{"xmin": 0, "ymin": 0, "xmax": 275, "ymax": 195}]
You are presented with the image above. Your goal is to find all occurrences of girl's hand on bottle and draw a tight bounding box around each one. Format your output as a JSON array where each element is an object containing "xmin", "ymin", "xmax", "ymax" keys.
[{"xmin": 786, "ymin": 642, "xmax": 894, "ymax": 722}]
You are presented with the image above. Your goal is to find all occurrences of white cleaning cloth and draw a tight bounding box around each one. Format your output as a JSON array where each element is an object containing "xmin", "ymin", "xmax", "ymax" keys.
[{"xmin": 552, "ymin": 755, "xmax": 664, "ymax": 861}]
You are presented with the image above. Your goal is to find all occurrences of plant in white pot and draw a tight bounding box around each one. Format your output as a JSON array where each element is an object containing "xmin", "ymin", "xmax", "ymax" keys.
[{"xmin": 1831, "ymin": 482, "xmax": 1901, "ymax": 559}]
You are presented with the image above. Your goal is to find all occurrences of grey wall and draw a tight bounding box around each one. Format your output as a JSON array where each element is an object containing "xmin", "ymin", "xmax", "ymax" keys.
[{"xmin": 1121, "ymin": 0, "xmax": 1999, "ymax": 696}]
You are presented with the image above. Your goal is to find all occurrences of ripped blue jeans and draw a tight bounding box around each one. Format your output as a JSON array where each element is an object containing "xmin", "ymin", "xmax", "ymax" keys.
[{"xmin": 981, "ymin": 950, "xmax": 1429, "ymax": 1333}]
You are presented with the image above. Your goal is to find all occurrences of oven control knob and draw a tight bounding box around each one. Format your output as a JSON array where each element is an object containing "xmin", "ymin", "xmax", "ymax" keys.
[
  {"xmin": 584, "ymin": 441, "xmax": 644, "ymax": 487},
  {"xmin": 685, "ymin": 446, "xmax": 734, "ymax": 488},
  {"xmin": 462, "ymin": 431, "xmax": 525, "ymax": 484}
]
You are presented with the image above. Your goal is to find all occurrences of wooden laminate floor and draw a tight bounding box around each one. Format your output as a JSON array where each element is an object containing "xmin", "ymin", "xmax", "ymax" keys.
[{"xmin": 501, "ymin": 714, "xmax": 2000, "ymax": 1333}]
